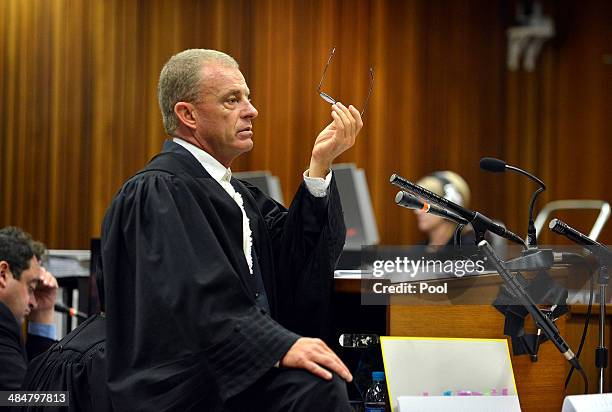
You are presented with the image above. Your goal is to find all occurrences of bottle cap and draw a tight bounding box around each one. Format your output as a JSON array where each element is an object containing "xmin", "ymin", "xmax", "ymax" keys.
[{"xmin": 372, "ymin": 371, "xmax": 385, "ymax": 381}]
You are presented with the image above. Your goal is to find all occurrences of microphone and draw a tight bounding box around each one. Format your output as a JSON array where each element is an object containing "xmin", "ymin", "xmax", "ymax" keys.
[
  {"xmin": 480, "ymin": 157, "xmax": 546, "ymax": 247},
  {"xmin": 54, "ymin": 303, "xmax": 88, "ymax": 320},
  {"xmin": 395, "ymin": 191, "xmax": 469, "ymax": 224},
  {"xmin": 390, "ymin": 174, "xmax": 525, "ymax": 246},
  {"xmin": 480, "ymin": 157, "xmax": 546, "ymax": 187},
  {"xmin": 549, "ymin": 218, "xmax": 611, "ymax": 262},
  {"xmin": 479, "ymin": 157, "xmax": 507, "ymax": 173},
  {"xmin": 478, "ymin": 240, "xmax": 583, "ymax": 370}
]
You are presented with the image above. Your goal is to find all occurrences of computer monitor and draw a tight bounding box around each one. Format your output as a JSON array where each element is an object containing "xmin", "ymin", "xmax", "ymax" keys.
[
  {"xmin": 233, "ymin": 171, "xmax": 284, "ymax": 205},
  {"xmin": 331, "ymin": 163, "xmax": 379, "ymax": 250}
]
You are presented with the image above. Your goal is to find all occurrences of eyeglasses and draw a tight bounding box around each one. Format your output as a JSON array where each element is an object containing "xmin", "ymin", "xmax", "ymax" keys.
[{"xmin": 316, "ymin": 47, "xmax": 374, "ymax": 117}]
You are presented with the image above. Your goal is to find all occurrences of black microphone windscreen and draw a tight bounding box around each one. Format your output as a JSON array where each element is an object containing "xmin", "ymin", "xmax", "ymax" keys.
[
  {"xmin": 549, "ymin": 218, "xmax": 562, "ymax": 232},
  {"xmin": 549, "ymin": 219, "xmax": 572, "ymax": 237},
  {"xmin": 395, "ymin": 191, "xmax": 422, "ymax": 209},
  {"xmin": 480, "ymin": 157, "xmax": 507, "ymax": 173}
]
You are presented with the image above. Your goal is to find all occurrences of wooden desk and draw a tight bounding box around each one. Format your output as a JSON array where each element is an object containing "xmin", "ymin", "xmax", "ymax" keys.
[{"xmin": 334, "ymin": 271, "xmax": 584, "ymax": 412}]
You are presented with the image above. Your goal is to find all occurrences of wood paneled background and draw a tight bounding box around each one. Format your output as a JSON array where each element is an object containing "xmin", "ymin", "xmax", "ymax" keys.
[{"xmin": 1, "ymin": 0, "xmax": 610, "ymax": 249}]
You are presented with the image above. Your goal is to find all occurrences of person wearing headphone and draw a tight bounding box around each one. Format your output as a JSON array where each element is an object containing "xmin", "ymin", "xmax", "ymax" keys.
[{"xmin": 415, "ymin": 171, "xmax": 475, "ymax": 246}]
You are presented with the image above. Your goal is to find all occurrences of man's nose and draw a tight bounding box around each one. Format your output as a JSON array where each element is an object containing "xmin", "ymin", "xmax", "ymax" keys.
[{"xmin": 243, "ymin": 100, "xmax": 258, "ymax": 119}]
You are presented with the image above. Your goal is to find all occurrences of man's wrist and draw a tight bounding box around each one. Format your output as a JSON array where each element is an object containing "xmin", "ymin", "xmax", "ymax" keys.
[{"xmin": 308, "ymin": 158, "xmax": 331, "ymax": 179}]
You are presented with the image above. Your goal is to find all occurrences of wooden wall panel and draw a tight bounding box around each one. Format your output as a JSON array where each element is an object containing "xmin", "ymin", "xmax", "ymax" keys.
[
  {"xmin": 0, "ymin": 0, "xmax": 610, "ymax": 250},
  {"xmin": 502, "ymin": 0, "xmax": 612, "ymax": 246}
]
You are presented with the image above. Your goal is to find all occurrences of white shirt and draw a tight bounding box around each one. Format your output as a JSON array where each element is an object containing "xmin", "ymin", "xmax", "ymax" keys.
[{"xmin": 172, "ymin": 138, "xmax": 332, "ymax": 275}]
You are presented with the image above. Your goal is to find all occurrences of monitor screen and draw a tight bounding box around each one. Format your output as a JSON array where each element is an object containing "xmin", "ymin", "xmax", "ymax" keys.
[
  {"xmin": 331, "ymin": 164, "xmax": 379, "ymax": 250},
  {"xmin": 233, "ymin": 171, "xmax": 284, "ymax": 205}
]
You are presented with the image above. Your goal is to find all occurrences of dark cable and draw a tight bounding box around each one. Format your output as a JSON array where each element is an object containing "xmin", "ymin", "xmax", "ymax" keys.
[
  {"xmin": 564, "ymin": 257, "xmax": 596, "ymax": 392},
  {"xmin": 527, "ymin": 186, "xmax": 545, "ymax": 246},
  {"xmin": 453, "ymin": 224, "xmax": 464, "ymax": 247},
  {"xmin": 577, "ymin": 364, "xmax": 589, "ymax": 395},
  {"xmin": 528, "ymin": 187, "xmax": 544, "ymax": 224}
]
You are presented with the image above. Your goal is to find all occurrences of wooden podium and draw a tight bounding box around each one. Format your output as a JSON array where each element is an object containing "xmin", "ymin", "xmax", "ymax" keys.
[{"xmin": 337, "ymin": 271, "xmax": 573, "ymax": 412}]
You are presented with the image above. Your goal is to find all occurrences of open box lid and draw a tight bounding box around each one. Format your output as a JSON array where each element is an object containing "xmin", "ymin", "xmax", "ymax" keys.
[{"xmin": 380, "ymin": 336, "xmax": 521, "ymax": 412}]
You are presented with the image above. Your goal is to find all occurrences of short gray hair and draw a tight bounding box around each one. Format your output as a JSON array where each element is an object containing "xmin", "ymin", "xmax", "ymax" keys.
[{"xmin": 158, "ymin": 49, "xmax": 239, "ymax": 134}]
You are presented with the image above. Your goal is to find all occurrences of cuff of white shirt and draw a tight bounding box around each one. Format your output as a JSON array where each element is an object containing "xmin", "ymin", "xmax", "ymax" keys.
[
  {"xmin": 28, "ymin": 322, "xmax": 56, "ymax": 340},
  {"xmin": 303, "ymin": 169, "xmax": 332, "ymax": 197}
]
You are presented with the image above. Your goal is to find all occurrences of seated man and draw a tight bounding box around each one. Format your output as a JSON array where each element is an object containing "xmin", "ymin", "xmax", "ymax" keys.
[
  {"xmin": 101, "ymin": 49, "xmax": 362, "ymax": 411},
  {"xmin": 0, "ymin": 228, "xmax": 57, "ymax": 390}
]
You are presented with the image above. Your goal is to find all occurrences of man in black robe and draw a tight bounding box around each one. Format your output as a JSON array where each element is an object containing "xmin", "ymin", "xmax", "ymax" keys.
[
  {"xmin": 0, "ymin": 229, "xmax": 57, "ymax": 390},
  {"xmin": 101, "ymin": 49, "xmax": 364, "ymax": 411}
]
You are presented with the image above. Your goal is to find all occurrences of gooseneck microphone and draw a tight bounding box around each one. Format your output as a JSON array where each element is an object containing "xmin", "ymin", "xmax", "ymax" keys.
[
  {"xmin": 395, "ymin": 191, "xmax": 468, "ymax": 225},
  {"xmin": 480, "ymin": 157, "xmax": 546, "ymax": 187},
  {"xmin": 549, "ymin": 218, "xmax": 611, "ymax": 262},
  {"xmin": 390, "ymin": 174, "xmax": 525, "ymax": 246},
  {"xmin": 479, "ymin": 157, "xmax": 507, "ymax": 173},
  {"xmin": 480, "ymin": 157, "xmax": 546, "ymax": 247}
]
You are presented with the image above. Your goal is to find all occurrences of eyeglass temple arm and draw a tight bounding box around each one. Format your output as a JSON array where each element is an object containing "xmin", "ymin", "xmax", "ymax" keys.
[
  {"xmin": 360, "ymin": 67, "xmax": 375, "ymax": 117},
  {"xmin": 317, "ymin": 47, "xmax": 336, "ymax": 92}
]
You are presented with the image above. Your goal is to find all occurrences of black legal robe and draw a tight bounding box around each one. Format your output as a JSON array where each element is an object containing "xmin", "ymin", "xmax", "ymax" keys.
[
  {"xmin": 101, "ymin": 141, "xmax": 346, "ymax": 411},
  {"xmin": 18, "ymin": 313, "xmax": 110, "ymax": 412}
]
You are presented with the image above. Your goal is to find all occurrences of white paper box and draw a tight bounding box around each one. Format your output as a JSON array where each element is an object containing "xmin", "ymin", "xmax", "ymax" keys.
[
  {"xmin": 562, "ymin": 393, "xmax": 612, "ymax": 412},
  {"xmin": 380, "ymin": 337, "xmax": 521, "ymax": 412}
]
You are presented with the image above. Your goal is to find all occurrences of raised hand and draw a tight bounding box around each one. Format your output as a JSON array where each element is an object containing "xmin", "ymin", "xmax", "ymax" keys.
[
  {"xmin": 29, "ymin": 267, "xmax": 58, "ymax": 324},
  {"xmin": 308, "ymin": 103, "xmax": 363, "ymax": 178}
]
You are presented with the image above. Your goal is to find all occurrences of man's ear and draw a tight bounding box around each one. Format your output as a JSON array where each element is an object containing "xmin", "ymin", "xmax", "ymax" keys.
[
  {"xmin": 174, "ymin": 102, "xmax": 197, "ymax": 130},
  {"xmin": 0, "ymin": 261, "xmax": 11, "ymax": 289}
]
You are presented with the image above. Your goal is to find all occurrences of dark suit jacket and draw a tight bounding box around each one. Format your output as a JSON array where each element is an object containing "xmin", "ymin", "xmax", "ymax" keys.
[
  {"xmin": 101, "ymin": 141, "xmax": 346, "ymax": 411},
  {"xmin": 0, "ymin": 301, "xmax": 54, "ymax": 390}
]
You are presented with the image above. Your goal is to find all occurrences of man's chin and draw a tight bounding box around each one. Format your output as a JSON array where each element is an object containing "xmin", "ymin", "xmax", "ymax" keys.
[{"xmin": 238, "ymin": 140, "xmax": 254, "ymax": 153}]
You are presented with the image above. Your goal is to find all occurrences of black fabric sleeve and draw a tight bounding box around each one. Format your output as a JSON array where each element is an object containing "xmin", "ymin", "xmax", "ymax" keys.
[
  {"xmin": 0, "ymin": 334, "xmax": 26, "ymax": 391},
  {"xmin": 254, "ymin": 177, "xmax": 346, "ymax": 338},
  {"xmin": 0, "ymin": 305, "xmax": 27, "ymax": 391}
]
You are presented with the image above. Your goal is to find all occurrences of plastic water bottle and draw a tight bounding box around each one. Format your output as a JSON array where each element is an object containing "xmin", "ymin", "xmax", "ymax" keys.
[{"xmin": 364, "ymin": 371, "xmax": 388, "ymax": 412}]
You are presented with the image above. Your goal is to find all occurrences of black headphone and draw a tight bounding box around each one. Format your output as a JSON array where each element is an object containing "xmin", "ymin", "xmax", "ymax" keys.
[{"xmin": 430, "ymin": 172, "xmax": 464, "ymax": 207}]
